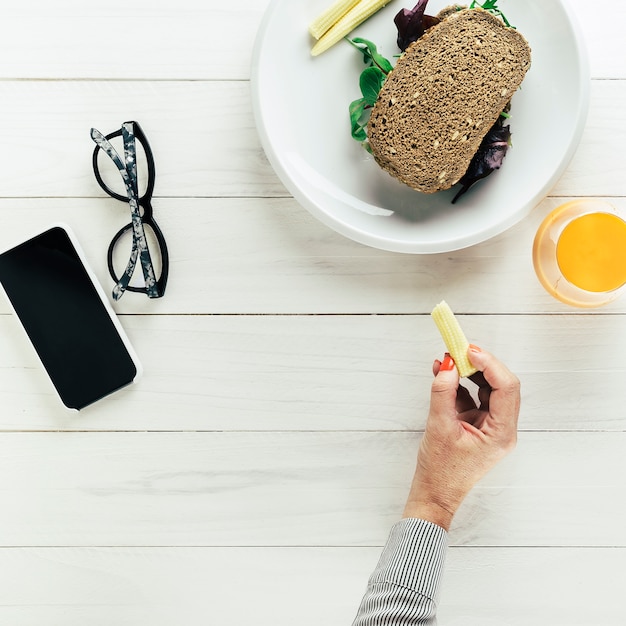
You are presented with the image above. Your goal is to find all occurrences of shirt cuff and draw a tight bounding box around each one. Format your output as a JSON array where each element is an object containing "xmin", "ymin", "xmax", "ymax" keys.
[{"xmin": 369, "ymin": 518, "xmax": 448, "ymax": 602}]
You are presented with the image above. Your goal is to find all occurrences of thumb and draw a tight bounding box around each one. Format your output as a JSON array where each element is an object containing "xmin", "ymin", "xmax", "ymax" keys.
[{"xmin": 429, "ymin": 354, "xmax": 460, "ymax": 420}]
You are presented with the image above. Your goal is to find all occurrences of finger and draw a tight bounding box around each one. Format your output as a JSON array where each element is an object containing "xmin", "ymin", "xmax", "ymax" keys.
[
  {"xmin": 469, "ymin": 370, "xmax": 488, "ymax": 389},
  {"xmin": 433, "ymin": 358, "xmax": 475, "ymax": 414},
  {"xmin": 467, "ymin": 347, "xmax": 520, "ymax": 429},
  {"xmin": 432, "ymin": 359, "xmax": 442, "ymax": 377},
  {"xmin": 468, "ymin": 347, "xmax": 519, "ymax": 394},
  {"xmin": 429, "ymin": 354, "xmax": 461, "ymax": 422}
]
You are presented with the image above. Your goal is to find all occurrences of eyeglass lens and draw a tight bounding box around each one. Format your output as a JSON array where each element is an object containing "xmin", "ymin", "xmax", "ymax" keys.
[
  {"xmin": 108, "ymin": 220, "xmax": 168, "ymax": 295},
  {"xmin": 94, "ymin": 137, "xmax": 151, "ymax": 200}
]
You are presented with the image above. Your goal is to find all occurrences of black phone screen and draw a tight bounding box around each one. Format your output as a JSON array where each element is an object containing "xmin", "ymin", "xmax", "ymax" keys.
[{"xmin": 0, "ymin": 226, "xmax": 139, "ymax": 410}]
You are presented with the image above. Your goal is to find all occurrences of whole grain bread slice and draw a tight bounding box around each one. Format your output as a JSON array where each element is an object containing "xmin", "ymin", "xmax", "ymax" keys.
[{"xmin": 367, "ymin": 7, "xmax": 531, "ymax": 194}]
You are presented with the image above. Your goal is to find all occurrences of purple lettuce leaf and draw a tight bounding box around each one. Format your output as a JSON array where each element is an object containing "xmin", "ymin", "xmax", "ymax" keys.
[
  {"xmin": 452, "ymin": 122, "xmax": 512, "ymax": 204},
  {"xmin": 394, "ymin": 0, "xmax": 440, "ymax": 51}
]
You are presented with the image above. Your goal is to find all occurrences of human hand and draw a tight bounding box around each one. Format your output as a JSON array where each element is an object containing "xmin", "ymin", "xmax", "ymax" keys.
[{"xmin": 403, "ymin": 346, "xmax": 520, "ymax": 530}]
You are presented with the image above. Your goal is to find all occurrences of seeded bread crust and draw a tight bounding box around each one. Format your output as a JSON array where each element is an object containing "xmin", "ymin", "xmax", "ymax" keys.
[
  {"xmin": 436, "ymin": 4, "xmax": 465, "ymax": 19},
  {"xmin": 367, "ymin": 7, "xmax": 531, "ymax": 194}
]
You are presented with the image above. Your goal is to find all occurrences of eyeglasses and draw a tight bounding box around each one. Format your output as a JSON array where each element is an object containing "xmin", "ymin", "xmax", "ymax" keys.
[{"xmin": 90, "ymin": 121, "xmax": 169, "ymax": 300}]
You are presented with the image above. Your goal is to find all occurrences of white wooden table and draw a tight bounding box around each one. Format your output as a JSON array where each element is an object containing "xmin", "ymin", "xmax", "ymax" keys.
[{"xmin": 0, "ymin": 1, "xmax": 623, "ymax": 624}]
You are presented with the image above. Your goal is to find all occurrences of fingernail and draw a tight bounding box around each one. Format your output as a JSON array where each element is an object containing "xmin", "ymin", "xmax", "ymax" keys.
[
  {"xmin": 440, "ymin": 353, "xmax": 456, "ymax": 371},
  {"xmin": 469, "ymin": 344, "xmax": 482, "ymax": 353}
]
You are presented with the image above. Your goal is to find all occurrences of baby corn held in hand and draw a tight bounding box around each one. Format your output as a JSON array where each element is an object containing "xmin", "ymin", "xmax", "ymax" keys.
[
  {"xmin": 311, "ymin": 0, "xmax": 392, "ymax": 56},
  {"xmin": 431, "ymin": 301, "xmax": 478, "ymax": 378}
]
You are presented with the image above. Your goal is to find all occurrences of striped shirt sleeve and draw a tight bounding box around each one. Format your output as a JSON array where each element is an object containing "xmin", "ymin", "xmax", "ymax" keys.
[{"xmin": 351, "ymin": 518, "xmax": 448, "ymax": 626}]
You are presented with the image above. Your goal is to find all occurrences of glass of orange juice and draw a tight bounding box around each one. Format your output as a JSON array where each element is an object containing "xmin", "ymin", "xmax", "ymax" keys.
[{"xmin": 533, "ymin": 199, "xmax": 626, "ymax": 307}]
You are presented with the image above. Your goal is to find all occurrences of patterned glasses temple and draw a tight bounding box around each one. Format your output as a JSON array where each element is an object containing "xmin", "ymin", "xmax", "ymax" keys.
[{"xmin": 90, "ymin": 121, "xmax": 160, "ymax": 300}]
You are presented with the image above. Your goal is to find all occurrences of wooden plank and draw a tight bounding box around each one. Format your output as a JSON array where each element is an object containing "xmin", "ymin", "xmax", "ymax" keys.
[
  {"xmin": 3, "ymin": 197, "xmax": 626, "ymax": 316},
  {"xmin": 0, "ymin": 0, "xmax": 272, "ymax": 80},
  {"xmin": 440, "ymin": 546, "xmax": 625, "ymax": 625},
  {"xmin": 551, "ymin": 81, "xmax": 626, "ymax": 197},
  {"xmin": 0, "ymin": 1, "xmax": 619, "ymax": 82},
  {"xmin": 0, "ymin": 82, "xmax": 284, "ymax": 199},
  {"xmin": 0, "ymin": 80, "xmax": 619, "ymax": 199},
  {"xmin": 569, "ymin": 0, "xmax": 626, "ymax": 79},
  {"xmin": 0, "ymin": 546, "xmax": 621, "ymax": 625},
  {"xmin": 0, "ymin": 1, "xmax": 621, "ymax": 623},
  {"xmin": 0, "ymin": 312, "xmax": 625, "ymax": 431},
  {"xmin": 0, "ymin": 431, "xmax": 624, "ymax": 547}
]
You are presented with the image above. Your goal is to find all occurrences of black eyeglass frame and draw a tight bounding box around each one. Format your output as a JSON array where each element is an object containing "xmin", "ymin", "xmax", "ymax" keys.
[{"xmin": 92, "ymin": 121, "xmax": 169, "ymax": 298}]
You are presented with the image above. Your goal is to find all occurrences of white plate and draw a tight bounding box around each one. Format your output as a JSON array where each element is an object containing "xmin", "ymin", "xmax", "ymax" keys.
[{"xmin": 251, "ymin": 0, "xmax": 589, "ymax": 253}]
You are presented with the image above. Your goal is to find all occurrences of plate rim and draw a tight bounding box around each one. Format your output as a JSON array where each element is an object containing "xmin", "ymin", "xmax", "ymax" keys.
[{"xmin": 251, "ymin": 0, "xmax": 591, "ymax": 254}]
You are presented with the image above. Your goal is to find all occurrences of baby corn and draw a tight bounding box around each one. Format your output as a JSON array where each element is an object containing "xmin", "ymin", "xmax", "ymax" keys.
[
  {"xmin": 431, "ymin": 301, "xmax": 478, "ymax": 378},
  {"xmin": 309, "ymin": 0, "xmax": 361, "ymax": 40},
  {"xmin": 311, "ymin": 0, "xmax": 392, "ymax": 56}
]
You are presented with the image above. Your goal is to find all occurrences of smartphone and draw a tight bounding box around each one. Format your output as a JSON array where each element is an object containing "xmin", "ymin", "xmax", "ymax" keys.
[{"xmin": 0, "ymin": 225, "xmax": 142, "ymax": 410}]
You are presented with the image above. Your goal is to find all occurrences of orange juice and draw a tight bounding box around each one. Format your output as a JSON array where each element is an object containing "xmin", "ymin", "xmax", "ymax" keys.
[
  {"xmin": 533, "ymin": 200, "xmax": 626, "ymax": 307},
  {"xmin": 556, "ymin": 212, "xmax": 626, "ymax": 292}
]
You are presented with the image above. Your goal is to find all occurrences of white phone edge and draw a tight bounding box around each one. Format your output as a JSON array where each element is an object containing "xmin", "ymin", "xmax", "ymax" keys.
[{"xmin": 0, "ymin": 223, "xmax": 143, "ymax": 412}]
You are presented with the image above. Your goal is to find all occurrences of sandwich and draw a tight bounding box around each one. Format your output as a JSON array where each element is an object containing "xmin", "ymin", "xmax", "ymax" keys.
[{"xmin": 353, "ymin": 3, "xmax": 531, "ymax": 201}]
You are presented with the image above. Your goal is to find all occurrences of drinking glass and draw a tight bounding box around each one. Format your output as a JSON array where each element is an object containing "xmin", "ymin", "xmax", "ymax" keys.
[{"xmin": 532, "ymin": 199, "xmax": 626, "ymax": 307}]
